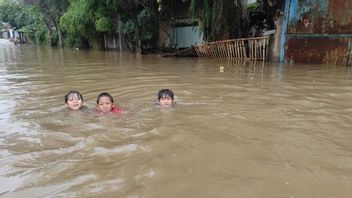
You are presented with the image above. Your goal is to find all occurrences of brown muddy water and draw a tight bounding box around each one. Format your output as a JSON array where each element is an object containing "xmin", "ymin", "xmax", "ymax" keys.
[{"xmin": 1, "ymin": 41, "xmax": 352, "ymax": 197}]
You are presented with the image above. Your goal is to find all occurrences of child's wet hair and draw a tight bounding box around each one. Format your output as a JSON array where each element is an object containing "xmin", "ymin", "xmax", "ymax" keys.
[
  {"xmin": 64, "ymin": 90, "xmax": 83, "ymax": 103},
  {"xmin": 158, "ymin": 89, "xmax": 174, "ymax": 100},
  {"xmin": 97, "ymin": 92, "xmax": 114, "ymax": 104}
]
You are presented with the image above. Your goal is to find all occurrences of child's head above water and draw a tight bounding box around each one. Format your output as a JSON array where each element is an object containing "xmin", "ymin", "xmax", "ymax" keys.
[
  {"xmin": 96, "ymin": 92, "xmax": 118, "ymax": 113},
  {"xmin": 64, "ymin": 90, "xmax": 84, "ymax": 110},
  {"xmin": 158, "ymin": 89, "xmax": 174, "ymax": 107}
]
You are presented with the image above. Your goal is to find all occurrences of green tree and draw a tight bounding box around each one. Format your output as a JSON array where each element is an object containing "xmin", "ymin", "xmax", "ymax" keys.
[
  {"xmin": 20, "ymin": 6, "xmax": 48, "ymax": 45},
  {"xmin": 190, "ymin": 0, "xmax": 249, "ymax": 41},
  {"xmin": 23, "ymin": 0, "xmax": 69, "ymax": 47},
  {"xmin": 247, "ymin": 0, "xmax": 283, "ymax": 36},
  {"xmin": 61, "ymin": 0, "xmax": 126, "ymax": 50},
  {"xmin": 113, "ymin": 0, "xmax": 143, "ymax": 53},
  {"xmin": 60, "ymin": 0, "xmax": 97, "ymax": 48},
  {"xmin": 39, "ymin": 0, "xmax": 69, "ymax": 47},
  {"xmin": 60, "ymin": 0, "xmax": 159, "ymax": 52},
  {"xmin": 0, "ymin": 0, "xmax": 47, "ymax": 45},
  {"xmin": 0, "ymin": 0, "xmax": 26, "ymax": 29}
]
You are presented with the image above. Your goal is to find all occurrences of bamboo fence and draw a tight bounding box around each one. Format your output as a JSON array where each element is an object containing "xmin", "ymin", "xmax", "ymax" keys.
[
  {"xmin": 347, "ymin": 39, "xmax": 352, "ymax": 66},
  {"xmin": 194, "ymin": 36, "xmax": 270, "ymax": 60}
]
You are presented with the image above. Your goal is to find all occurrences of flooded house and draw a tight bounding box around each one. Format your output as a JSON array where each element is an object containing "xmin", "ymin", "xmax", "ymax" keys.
[
  {"xmin": 160, "ymin": 0, "xmax": 352, "ymax": 66},
  {"xmin": 157, "ymin": 0, "xmax": 203, "ymax": 52},
  {"xmin": 159, "ymin": 0, "xmax": 273, "ymax": 60},
  {"xmin": 278, "ymin": 0, "xmax": 352, "ymax": 65},
  {"xmin": 1, "ymin": 22, "xmax": 25, "ymax": 44}
]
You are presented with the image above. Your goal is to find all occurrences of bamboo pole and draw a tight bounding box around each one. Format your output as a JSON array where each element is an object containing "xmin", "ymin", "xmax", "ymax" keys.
[
  {"xmin": 237, "ymin": 41, "xmax": 240, "ymax": 58},
  {"xmin": 263, "ymin": 39, "xmax": 266, "ymax": 60},
  {"xmin": 237, "ymin": 41, "xmax": 241, "ymax": 58},
  {"xmin": 212, "ymin": 44, "xmax": 216, "ymax": 58},
  {"xmin": 239, "ymin": 41, "xmax": 242, "ymax": 58},
  {"xmin": 255, "ymin": 40, "xmax": 258, "ymax": 59},
  {"xmin": 242, "ymin": 40, "xmax": 246, "ymax": 59},
  {"xmin": 229, "ymin": 42, "xmax": 234, "ymax": 57},
  {"xmin": 228, "ymin": 42, "xmax": 232, "ymax": 57},
  {"xmin": 258, "ymin": 40, "xmax": 262, "ymax": 59},
  {"xmin": 255, "ymin": 40, "xmax": 257, "ymax": 59},
  {"xmin": 209, "ymin": 44, "xmax": 214, "ymax": 57},
  {"xmin": 222, "ymin": 43, "xmax": 226, "ymax": 57},
  {"xmin": 221, "ymin": 44, "xmax": 224, "ymax": 58},
  {"xmin": 234, "ymin": 41, "xmax": 238, "ymax": 58},
  {"xmin": 249, "ymin": 40, "xmax": 252, "ymax": 59},
  {"xmin": 211, "ymin": 44, "xmax": 215, "ymax": 57}
]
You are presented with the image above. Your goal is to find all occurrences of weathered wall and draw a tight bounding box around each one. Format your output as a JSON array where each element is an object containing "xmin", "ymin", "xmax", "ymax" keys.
[{"xmin": 283, "ymin": 0, "xmax": 352, "ymax": 65}]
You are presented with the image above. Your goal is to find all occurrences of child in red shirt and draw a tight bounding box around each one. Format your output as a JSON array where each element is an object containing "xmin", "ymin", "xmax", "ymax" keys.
[{"xmin": 96, "ymin": 92, "xmax": 124, "ymax": 114}]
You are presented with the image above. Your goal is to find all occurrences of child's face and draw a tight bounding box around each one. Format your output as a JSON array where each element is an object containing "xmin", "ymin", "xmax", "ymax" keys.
[
  {"xmin": 65, "ymin": 93, "xmax": 83, "ymax": 110},
  {"xmin": 97, "ymin": 96, "xmax": 113, "ymax": 113},
  {"xmin": 159, "ymin": 96, "xmax": 173, "ymax": 107}
]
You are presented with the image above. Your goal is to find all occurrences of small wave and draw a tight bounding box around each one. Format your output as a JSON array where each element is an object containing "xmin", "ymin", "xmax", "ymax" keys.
[{"xmin": 92, "ymin": 144, "xmax": 141, "ymax": 156}]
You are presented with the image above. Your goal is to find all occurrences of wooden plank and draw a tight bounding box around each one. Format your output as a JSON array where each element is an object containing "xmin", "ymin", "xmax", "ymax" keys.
[{"xmin": 242, "ymin": 40, "xmax": 247, "ymax": 59}]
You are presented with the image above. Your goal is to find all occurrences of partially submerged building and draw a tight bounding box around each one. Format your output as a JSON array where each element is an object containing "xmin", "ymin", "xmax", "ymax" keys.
[
  {"xmin": 158, "ymin": 0, "xmax": 203, "ymax": 51},
  {"xmin": 162, "ymin": 0, "xmax": 352, "ymax": 65},
  {"xmin": 1, "ymin": 22, "xmax": 25, "ymax": 44},
  {"xmin": 278, "ymin": 0, "xmax": 352, "ymax": 65}
]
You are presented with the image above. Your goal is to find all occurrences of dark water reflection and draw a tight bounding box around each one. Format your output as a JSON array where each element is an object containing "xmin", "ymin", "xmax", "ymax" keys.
[{"xmin": 1, "ymin": 42, "xmax": 352, "ymax": 197}]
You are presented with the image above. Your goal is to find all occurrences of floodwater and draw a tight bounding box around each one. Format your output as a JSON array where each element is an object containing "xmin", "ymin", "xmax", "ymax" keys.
[{"xmin": 0, "ymin": 41, "xmax": 352, "ymax": 198}]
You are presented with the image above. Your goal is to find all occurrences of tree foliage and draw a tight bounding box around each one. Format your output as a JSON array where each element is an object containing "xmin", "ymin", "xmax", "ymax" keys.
[
  {"xmin": 60, "ymin": 0, "xmax": 95, "ymax": 48},
  {"xmin": 247, "ymin": 0, "xmax": 280, "ymax": 36},
  {"xmin": 37, "ymin": 0, "xmax": 69, "ymax": 47},
  {"xmin": 0, "ymin": 0, "xmax": 48, "ymax": 45},
  {"xmin": 2, "ymin": 0, "xmax": 282, "ymax": 50},
  {"xmin": 0, "ymin": 0, "xmax": 27, "ymax": 29},
  {"xmin": 20, "ymin": 6, "xmax": 48, "ymax": 45},
  {"xmin": 190, "ymin": 0, "xmax": 250, "ymax": 41},
  {"xmin": 61, "ymin": 0, "xmax": 158, "ymax": 52},
  {"xmin": 190, "ymin": 0, "xmax": 281, "ymax": 41}
]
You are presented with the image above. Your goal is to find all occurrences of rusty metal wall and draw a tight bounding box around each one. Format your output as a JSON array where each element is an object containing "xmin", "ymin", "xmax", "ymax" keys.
[{"xmin": 282, "ymin": 0, "xmax": 352, "ymax": 65}]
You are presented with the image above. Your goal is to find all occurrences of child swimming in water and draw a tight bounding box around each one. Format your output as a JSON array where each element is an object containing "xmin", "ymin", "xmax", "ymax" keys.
[
  {"xmin": 64, "ymin": 90, "xmax": 87, "ymax": 111},
  {"xmin": 157, "ymin": 89, "xmax": 174, "ymax": 107},
  {"xmin": 96, "ymin": 92, "xmax": 124, "ymax": 114}
]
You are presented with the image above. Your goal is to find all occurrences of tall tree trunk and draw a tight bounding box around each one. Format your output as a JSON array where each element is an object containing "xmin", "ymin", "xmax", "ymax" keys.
[
  {"xmin": 104, "ymin": 34, "xmax": 107, "ymax": 49},
  {"xmin": 46, "ymin": 21, "xmax": 53, "ymax": 46},
  {"xmin": 54, "ymin": 20, "xmax": 63, "ymax": 47},
  {"xmin": 132, "ymin": 16, "xmax": 142, "ymax": 54},
  {"xmin": 98, "ymin": 33, "xmax": 104, "ymax": 50},
  {"xmin": 57, "ymin": 24, "xmax": 63, "ymax": 47},
  {"xmin": 118, "ymin": 16, "xmax": 122, "ymax": 51}
]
